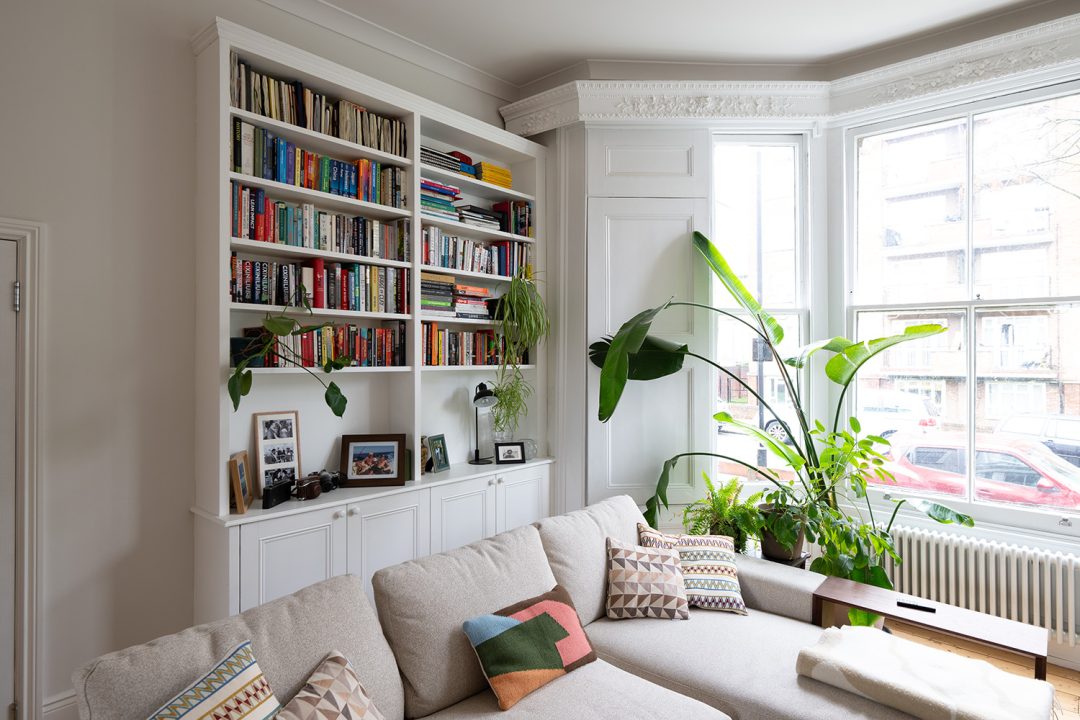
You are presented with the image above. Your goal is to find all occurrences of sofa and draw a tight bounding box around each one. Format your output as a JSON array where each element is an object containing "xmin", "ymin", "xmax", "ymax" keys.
[{"xmin": 74, "ymin": 495, "xmax": 918, "ymax": 720}]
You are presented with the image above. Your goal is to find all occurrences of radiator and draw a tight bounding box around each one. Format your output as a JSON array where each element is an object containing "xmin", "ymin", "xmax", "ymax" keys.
[{"xmin": 883, "ymin": 526, "xmax": 1079, "ymax": 646}]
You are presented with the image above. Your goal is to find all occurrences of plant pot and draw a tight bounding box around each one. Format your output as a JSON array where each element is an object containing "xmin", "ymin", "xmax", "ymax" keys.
[{"xmin": 758, "ymin": 503, "xmax": 806, "ymax": 561}]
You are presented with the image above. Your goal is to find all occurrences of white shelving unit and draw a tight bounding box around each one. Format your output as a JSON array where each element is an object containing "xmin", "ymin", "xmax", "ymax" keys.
[{"xmin": 193, "ymin": 19, "xmax": 549, "ymax": 620}]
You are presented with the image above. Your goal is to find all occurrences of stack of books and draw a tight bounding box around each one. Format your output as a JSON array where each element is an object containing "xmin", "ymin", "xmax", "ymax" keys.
[
  {"xmin": 475, "ymin": 162, "xmax": 512, "ymax": 189},
  {"xmin": 455, "ymin": 204, "xmax": 501, "ymax": 231},
  {"xmin": 420, "ymin": 270, "xmax": 456, "ymax": 317},
  {"xmin": 420, "ymin": 178, "xmax": 461, "ymax": 221},
  {"xmin": 421, "ymin": 146, "xmax": 468, "ymax": 173},
  {"xmin": 454, "ymin": 284, "xmax": 491, "ymax": 320}
]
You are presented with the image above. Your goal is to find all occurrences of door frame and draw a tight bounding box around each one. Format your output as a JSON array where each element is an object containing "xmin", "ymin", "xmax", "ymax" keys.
[{"xmin": 0, "ymin": 218, "xmax": 42, "ymax": 720}]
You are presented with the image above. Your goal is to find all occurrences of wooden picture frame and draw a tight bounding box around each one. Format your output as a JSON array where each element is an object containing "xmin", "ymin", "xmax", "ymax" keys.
[
  {"xmin": 228, "ymin": 451, "xmax": 253, "ymax": 513},
  {"xmin": 494, "ymin": 441, "xmax": 527, "ymax": 465},
  {"xmin": 339, "ymin": 433, "xmax": 407, "ymax": 487},
  {"xmin": 428, "ymin": 434, "xmax": 450, "ymax": 473},
  {"xmin": 253, "ymin": 410, "xmax": 301, "ymax": 496}
]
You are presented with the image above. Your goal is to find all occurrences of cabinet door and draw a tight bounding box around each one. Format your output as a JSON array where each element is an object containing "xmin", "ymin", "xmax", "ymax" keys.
[
  {"xmin": 346, "ymin": 490, "xmax": 431, "ymax": 598},
  {"xmin": 496, "ymin": 465, "xmax": 551, "ymax": 534},
  {"xmin": 239, "ymin": 506, "xmax": 347, "ymax": 611},
  {"xmin": 587, "ymin": 128, "xmax": 711, "ymax": 198},
  {"xmin": 430, "ymin": 476, "xmax": 497, "ymax": 553}
]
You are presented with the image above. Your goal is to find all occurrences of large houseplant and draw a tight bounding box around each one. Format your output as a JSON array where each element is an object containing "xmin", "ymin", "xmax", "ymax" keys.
[
  {"xmin": 591, "ymin": 231, "xmax": 973, "ymax": 625},
  {"xmin": 489, "ymin": 267, "xmax": 550, "ymax": 436}
]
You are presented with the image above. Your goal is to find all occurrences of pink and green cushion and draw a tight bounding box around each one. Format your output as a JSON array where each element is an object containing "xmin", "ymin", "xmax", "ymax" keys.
[{"xmin": 462, "ymin": 585, "xmax": 597, "ymax": 710}]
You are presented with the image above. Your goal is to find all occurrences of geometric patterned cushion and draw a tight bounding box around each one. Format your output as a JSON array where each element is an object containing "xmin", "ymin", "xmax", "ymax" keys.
[
  {"xmin": 147, "ymin": 641, "xmax": 279, "ymax": 720},
  {"xmin": 276, "ymin": 651, "xmax": 384, "ymax": 720},
  {"xmin": 604, "ymin": 537, "xmax": 689, "ymax": 621},
  {"xmin": 462, "ymin": 585, "xmax": 597, "ymax": 710},
  {"xmin": 638, "ymin": 524, "xmax": 748, "ymax": 615}
]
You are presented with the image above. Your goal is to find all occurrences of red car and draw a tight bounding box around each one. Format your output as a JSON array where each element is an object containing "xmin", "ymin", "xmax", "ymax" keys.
[{"xmin": 871, "ymin": 433, "xmax": 1080, "ymax": 510}]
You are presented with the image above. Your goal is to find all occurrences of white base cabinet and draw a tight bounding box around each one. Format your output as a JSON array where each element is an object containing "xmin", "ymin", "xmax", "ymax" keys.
[{"xmin": 346, "ymin": 490, "xmax": 431, "ymax": 594}]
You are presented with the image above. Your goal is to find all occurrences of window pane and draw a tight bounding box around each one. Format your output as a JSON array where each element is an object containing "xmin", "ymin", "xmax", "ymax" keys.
[
  {"xmin": 855, "ymin": 310, "xmax": 968, "ymax": 500},
  {"xmin": 713, "ymin": 143, "xmax": 798, "ymax": 307},
  {"xmin": 856, "ymin": 119, "xmax": 969, "ymax": 304},
  {"xmin": 973, "ymin": 95, "xmax": 1080, "ymax": 299},
  {"xmin": 977, "ymin": 305, "xmax": 1080, "ymax": 511}
]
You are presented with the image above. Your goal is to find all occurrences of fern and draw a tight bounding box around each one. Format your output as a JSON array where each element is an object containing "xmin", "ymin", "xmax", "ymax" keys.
[{"xmin": 681, "ymin": 474, "xmax": 765, "ymax": 554}]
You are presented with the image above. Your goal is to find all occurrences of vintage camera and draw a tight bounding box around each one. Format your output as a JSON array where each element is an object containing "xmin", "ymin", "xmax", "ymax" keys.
[
  {"xmin": 261, "ymin": 478, "xmax": 294, "ymax": 510},
  {"xmin": 294, "ymin": 474, "xmax": 322, "ymax": 501},
  {"xmin": 318, "ymin": 469, "xmax": 342, "ymax": 493}
]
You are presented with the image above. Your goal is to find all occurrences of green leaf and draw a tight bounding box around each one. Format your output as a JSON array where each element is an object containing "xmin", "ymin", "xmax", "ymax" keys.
[
  {"xmin": 589, "ymin": 335, "xmax": 688, "ymax": 380},
  {"xmin": 784, "ymin": 337, "xmax": 853, "ymax": 369},
  {"xmin": 227, "ymin": 369, "xmax": 253, "ymax": 411},
  {"xmin": 263, "ymin": 315, "xmax": 297, "ymax": 336},
  {"xmin": 907, "ymin": 499, "xmax": 974, "ymax": 527},
  {"xmin": 597, "ymin": 301, "xmax": 673, "ymax": 422},
  {"xmin": 293, "ymin": 322, "xmax": 330, "ymax": 335},
  {"xmin": 713, "ymin": 411, "xmax": 805, "ymax": 471},
  {"xmin": 324, "ymin": 382, "xmax": 347, "ymax": 417},
  {"xmin": 644, "ymin": 495, "xmax": 660, "ymax": 529},
  {"xmin": 849, "ymin": 416, "xmax": 861, "ymax": 434},
  {"xmin": 692, "ymin": 232, "xmax": 783, "ymax": 345},
  {"xmin": 848, "ymin": 608, "xmax": 882, "ymax": 627},
  {"xmin": 824, "ymin": 324, "xmax": 946, "ymax": 389}
]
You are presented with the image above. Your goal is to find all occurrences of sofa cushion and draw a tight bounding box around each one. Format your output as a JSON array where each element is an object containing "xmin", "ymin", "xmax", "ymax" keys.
[
  {"xmin": 638, "ymin": 525, "xmax": 748, "ymax": 615},
  {"xmin": 372, "ymin": 524, "xmax": 557, "ymax": 718},
  {"xmin": 73, "ymin": 575, "xmax": 404, "ymax": 720},
  {"xmin": 277, "ymin": 650, "xmax": 385, "ymax": 720},
  {"xmin": 415, "ymin": 660, "xmax": 731, "ymax": 720},
  {"xmin": 535, "ymin": 495, "xmax": 646, "ymax": 625},
  {"xmin": 147, "ymin": 641, "xmax": 280, "ymax": 720},
  {"xmin": 605, "ymin": 537, "xmax": 689, "ymax": 620},
  {"xmin": 585, "ymin": 610, "xmax": 915, "ymax": 720}
]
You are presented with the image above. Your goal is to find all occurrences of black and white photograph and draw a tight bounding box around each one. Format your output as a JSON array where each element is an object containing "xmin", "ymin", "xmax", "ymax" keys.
[
  {"xmin": 263, "ymin": 466, "xmax": 297, "ymax": 488},
  {"xmin": 494, "ymin": 441, "xmax": 526, "ymax": 465},
  {"xmin": 339, "ymin": 434, "xmax": 407, "ymax": 487},
  {"xmin": 262, "ymin": 442, "xmax": 295, "ymax": 465},
  {"xmin": 261, "ymin": 417, "xmax": 294, "ymax": 440},
  {"xmin": 253, "ymin": 410, "xmax": 301, "ymax": 497}
]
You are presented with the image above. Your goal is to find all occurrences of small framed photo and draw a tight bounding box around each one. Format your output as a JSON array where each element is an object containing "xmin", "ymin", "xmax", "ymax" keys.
[
  {"xmin": 428, "ymin": 434, "xmax": 450, "ymax": 473},
  {"xmin": 340, "ymin": 433, "xmax": 407, "ymax": 487},
  {"xmin": 254, "ymin": 410, "xmax": 301, "ymax": 496},
  {"xmin": 228, "ymin": 451, "xmax": 253, "ymax": 513},
  {"xmin": 495, "ymin": 441, "xmax": 526, "ymax": 465}
]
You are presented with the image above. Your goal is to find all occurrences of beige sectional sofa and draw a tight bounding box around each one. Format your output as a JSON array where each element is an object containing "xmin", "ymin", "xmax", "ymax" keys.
[{"xmin": 74, "ymin": 495, "xmax": 917, "ymax": 720}]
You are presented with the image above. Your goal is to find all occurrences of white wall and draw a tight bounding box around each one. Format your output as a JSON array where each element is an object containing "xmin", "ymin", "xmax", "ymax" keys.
[{"xmin": 0, "ymin": 0, "xmax": 509, "ymax": 711}]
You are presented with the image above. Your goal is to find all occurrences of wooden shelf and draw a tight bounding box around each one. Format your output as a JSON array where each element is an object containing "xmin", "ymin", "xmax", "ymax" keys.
[
  {"xmin": 246, "ymin": 365, "xmax": 411, "ymax": 374},
  {"xmin": 228, "ymin": 172, "xmax": 410, "ymax": 220},
  {"xmin": 231, "ymin": 108, "xmax": 412, "ymax": 167},
  {"xmin": 230, "ymin": 302, "xmax": 410, "ymax": 321},
  {"xmin": 417, "ymin": 264, "xmax": 512, "ymax": 283},
  {"xmin": 231, "ymin": 237, "xmax": 410, "ymax": 269},
  {"xmin": 421, "ymin": 215, "xmax": 535, "ymax": 244},
  {"xmin": 420, "ymin": 164, "xmax": 534, "ymax": 201}
]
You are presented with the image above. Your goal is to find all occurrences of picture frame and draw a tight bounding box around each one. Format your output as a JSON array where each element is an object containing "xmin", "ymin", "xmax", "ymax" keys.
[
  {"xmin": 428, "ymin": 434, "xmax": 450, "ymax": 473},
  {"xmin": 494, "ymin": 441, "xmax": 527, "ymax": 465},
  {"xmin": 339, "ymin": 433, "xmax": 408, "ymax": 487},
  {"xmin": 253, "ymin": 410, "xmax": 301, "ymax": 497},
  {"xmin": 228, "ymin": 451, "xmax": 253, "ymax": 513}
]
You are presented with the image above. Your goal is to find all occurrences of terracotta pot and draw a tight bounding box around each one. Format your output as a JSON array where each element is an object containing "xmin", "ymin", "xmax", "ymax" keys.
[{"xmin": 758, "ymin": 503, "xmax": 806, "ymax": 561}]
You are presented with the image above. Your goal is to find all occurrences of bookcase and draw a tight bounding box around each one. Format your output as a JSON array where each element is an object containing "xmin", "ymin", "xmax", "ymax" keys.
[{"xmin": 192, "ymin": 19, "xmax": 549, "ymax": 620}]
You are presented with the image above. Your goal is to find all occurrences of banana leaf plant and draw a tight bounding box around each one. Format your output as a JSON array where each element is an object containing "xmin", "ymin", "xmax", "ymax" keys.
[
  {"xmin": 228, "ymin": 289, "xmax": 350, "ymax": 417},
  {"xmin": 590, "ymin": 231, "xmax": 974, "ymax": 625}
]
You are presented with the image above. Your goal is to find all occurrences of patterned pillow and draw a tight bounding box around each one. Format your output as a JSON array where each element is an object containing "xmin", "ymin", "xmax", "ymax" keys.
[
  {"xmin": 277, "ymin": 651, "xmax": 384, "ymax": 720},
  {"xmin": 639, "ymin": 524, "xmax": 748, "ymax": 615},
  {"xmin": 147, "ymin": 641, "xmax": 279, "ymax": 720},
  {"xmin": 462, "ymin": 585, "xmax": 596, "ymax": 710},
  {"xmin": 605, "ymin": 537, "xmax": 689, "ymax": 620}
]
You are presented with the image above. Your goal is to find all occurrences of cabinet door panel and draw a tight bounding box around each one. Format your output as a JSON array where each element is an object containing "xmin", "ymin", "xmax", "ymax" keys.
[
  {"xmin": 239, "ymin": 507, "xmax": 347, "ymax": 611},
  {"xmin": 587, "ymin": 129, "xmax": 710, "ymax": 198},
  {"xmin": 430, "ymin": 476, "xmax": 497, "ymax": 553},
  {"xmin": 347, "ymin": 490, "xmax": 431, "ymax": 598},
  {"xmin": 497, "ymin": 465, "xmax": 551, "ymax": 533}
]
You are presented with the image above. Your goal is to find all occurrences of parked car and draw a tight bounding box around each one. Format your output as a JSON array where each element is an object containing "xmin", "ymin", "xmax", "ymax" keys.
[
  {"xmin": 873, "ymin": 432, "xmax": 1080, "ymax": 509},
  {"xmin": 995, "ymin": 413, "xmax": 1080, "ymax": 467}
]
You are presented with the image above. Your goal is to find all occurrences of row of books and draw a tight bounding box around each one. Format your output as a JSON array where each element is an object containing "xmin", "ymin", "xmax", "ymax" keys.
[
  {"xmin": 420, "ymin": 146, "xmax": 515, "ymax": 191},
  {"xmin": 231, "ymin": 182, "xmax": 409, "ymax": 261},
  {"xmin": 233, "ymin": 119, "xmax": 406, "ymax": 208},
  {"xmin": 421, "ymin": 226, "xmax": 529, "ymax": 278},
  {"xmin": 418, "ymin": 178, "xmax": 534, "ymax": 238},
  {"xmin": 419, "ymin": 272, "xmax": 494, "ymax": 320},
  {"xmin": 232, "ymin": 322, "xmax": 406, "ymax": 369},
  {"xmin": 231, "ymin": 53, "xmax": 408, "ymax": 157},
  {"xmin": 493, "ymin": 200, "xmax": 533, "ymax": 237},
  {"xmin": 421, "ymin": 323, "xmax": 501, "ymax": 367},
  {"xmin": 230, "ymin": 254, "xmax": 410, "ymax": 314}
]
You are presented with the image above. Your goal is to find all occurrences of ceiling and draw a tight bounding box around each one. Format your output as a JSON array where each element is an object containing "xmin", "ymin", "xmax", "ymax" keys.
[{"xmin": 327, "ymin": 0, "xmax": 1066, "ymax": 88}]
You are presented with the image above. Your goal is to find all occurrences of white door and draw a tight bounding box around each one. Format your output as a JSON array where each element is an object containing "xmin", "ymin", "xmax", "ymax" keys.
[
  {"xmin": 496, "ymin": 465, "xmax": 550, "ymax": 533},
  {"xmin": 586, "ymin": 197, "xmax": 711, "ymax": 506},
  {"xmin": 238, "ymin": 506, "xmax": 347, "ymax": 611},
  {"xmin": 346, "ymin": 490, "xmax": 430, "ymax": 599},
  {"xmin": 0, "ymin": 241, "xmax": 15, "ymax": 720},
  {"xmin": 430, "ymin": 476, "xmax": 496, "ymax": 553}
]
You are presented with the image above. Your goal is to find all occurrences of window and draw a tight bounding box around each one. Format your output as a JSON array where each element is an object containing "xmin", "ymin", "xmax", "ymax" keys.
[{"xmin": 852, "ymin": 89, "xmax": 1080, "ymax": 517}]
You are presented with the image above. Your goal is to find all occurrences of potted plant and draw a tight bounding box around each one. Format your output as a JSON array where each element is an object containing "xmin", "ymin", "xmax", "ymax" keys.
[
  {"xmin": 590, "ymin": 231, "xmax": 974, "ymax": 626},
  {"xmin": 489, "ymin": 267, "xmax": 550, "ymax": 438},
  {"xmin": 682, "ymin": 475, "xmax": 764, "ymax": 554}
]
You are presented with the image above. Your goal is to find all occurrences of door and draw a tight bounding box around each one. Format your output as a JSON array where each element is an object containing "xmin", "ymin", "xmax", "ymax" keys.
[
  {"xmin": 238, "ymin": 506, "xmax": 347, "ymax": 611},
  {"xmin": 346, "ymin": 490, "xmax": 430, "ymax": 599},
  {"xmin": 430, "ymin": 476, "xmax": 496, "ymax": 553},
  {"xmin": 1, "ymin": 240, "xmax": 15, "ymax": 719},
  {"xmin": 496, "ymin": 465, "xmax": 550, "ymax": 533}
]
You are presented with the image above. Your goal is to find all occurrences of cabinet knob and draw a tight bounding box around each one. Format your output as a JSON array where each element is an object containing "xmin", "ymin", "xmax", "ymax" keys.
[
  {"xmin": 348, "ymin": 507, "xmax": 360, "ymax": 517},
  {"xmin": 488, "ymin": 478, "xmax": 496, "ymax": 486},
  {"xmin": 497, "ymin": 477, "xmax": 504, "ymax": 485},
  {"xmin": 333, "ymin": 510, "xmax": 345, "ymax": 520}
]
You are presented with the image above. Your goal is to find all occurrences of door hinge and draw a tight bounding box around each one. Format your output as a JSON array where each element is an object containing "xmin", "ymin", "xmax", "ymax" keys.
[{"xmin": 12, "ymin": 280, "xmax": 19, "ymax": 313}]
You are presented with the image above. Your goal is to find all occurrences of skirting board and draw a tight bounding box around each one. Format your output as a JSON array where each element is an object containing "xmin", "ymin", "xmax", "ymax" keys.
[{"xmin": 43, "ymin": 690, "xmax": 77, "ymax": 720}]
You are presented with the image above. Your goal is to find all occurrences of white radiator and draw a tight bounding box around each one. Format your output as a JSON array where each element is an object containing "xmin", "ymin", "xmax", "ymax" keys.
[{"xmin": 883, "ymin": 526, "xmax": 1079, "ymax": 646}]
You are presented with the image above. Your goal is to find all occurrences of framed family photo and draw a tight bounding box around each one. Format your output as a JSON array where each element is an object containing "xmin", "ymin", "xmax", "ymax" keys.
[
  {"xmin": 253, "ymin": 410, "xmax": 301, "ymax": 496},
  {"xmin": 494, "ymin": 441, "xmax": 526, "ymax": 465},
  {"xmin": 228, "ymin": 451, "xmax": 253, "ymax": 513},
  {"xmin": 340, "ymin": 433, "xmax": 407, "ymax": 487},
  {"xmin": 428, "ymin": 434, "xmax": 450, "ymax": 473}
]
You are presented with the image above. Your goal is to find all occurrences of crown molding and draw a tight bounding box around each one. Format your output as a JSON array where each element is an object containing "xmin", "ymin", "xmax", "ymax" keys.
[{"xmin": 502, "ymin": 13, "xmax": 1080, "ymax": 135}]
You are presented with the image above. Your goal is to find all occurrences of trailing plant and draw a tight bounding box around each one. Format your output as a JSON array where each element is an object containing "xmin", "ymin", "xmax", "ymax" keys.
[
  {"xmin": 682, "ymin": 475, "xmax": 764, "ymax": 553},
  {"xmin": 590, "ymin": 231, "xmax": 974, "ymax": 625},
  {"xmin": 490, "ymin": 267, "xmax": 550, "ymax": 434}
]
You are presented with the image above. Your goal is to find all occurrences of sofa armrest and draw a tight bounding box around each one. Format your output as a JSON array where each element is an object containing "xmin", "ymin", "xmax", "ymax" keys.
[{"xmin": 736, "ymin": 555, "xmax": 825, "ymax": 623}]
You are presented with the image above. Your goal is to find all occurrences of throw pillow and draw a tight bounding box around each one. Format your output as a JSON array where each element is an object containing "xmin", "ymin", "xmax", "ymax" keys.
[
  {"xmin": 277, "ymin": 651, "xmax": 384, "ymax": 720},
  {"xmin": 462, "ymin": 585, "xmax": 596, "ymax": 710},
  {"xmin": 147, "ymin": 641, "xmax": 279, "ymax": 720},
  {"xmin": 638, "ymin": 523, "xmax": 748, "ymax": 615},
  {"xmin": 605, "ymin": 537, "xmax": 690, "ymax": 621}
]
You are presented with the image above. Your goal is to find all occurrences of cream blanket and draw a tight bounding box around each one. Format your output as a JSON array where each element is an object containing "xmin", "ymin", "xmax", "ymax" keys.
[{"xmin": 795, "ymin": 626, "xmax": 1055, "ymax": 720}]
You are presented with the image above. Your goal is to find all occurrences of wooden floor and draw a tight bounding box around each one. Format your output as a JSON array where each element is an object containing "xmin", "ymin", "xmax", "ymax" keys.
[{"xmin": 887, "ymin": 620, "xmax": 1080, "ymax": 719}]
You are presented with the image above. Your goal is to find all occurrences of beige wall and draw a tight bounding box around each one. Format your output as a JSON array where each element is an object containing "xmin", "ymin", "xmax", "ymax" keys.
[{"xmin": 0, "ymin": 0, "xmax": 507, "ymax": 705}]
